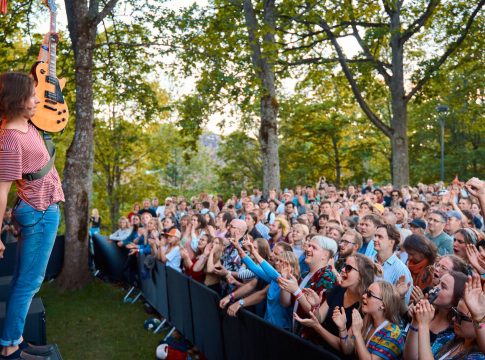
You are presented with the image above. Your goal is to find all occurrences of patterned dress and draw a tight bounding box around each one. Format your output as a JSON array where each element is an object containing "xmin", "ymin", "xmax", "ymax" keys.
[{"xmin": 367, "ymin": 322, "xmax": 404, "ymax": 360}]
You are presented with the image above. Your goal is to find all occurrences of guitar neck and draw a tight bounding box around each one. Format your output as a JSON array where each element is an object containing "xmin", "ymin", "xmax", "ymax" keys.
[{"xmin": 48, "ymin": 8, "xmax": 57, "ymax": 76}]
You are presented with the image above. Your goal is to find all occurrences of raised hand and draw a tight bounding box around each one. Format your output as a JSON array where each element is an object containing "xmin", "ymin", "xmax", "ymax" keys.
[
  {"xmin": 463, "ymin": 274, "xmax": 485, "ymax": 321},
  {"xmin": 465, "ymin": 177, "xmax": 485, "ymax": 199},
  {"xmin": 411, "ymin": 285, "xmax": 424, "ymax": 304},
  {"xmin": 203, "ymin": 243, "xmax": 213, "ymax": 256},
  {"xmin": 277, "ymin": 274, "xmax": 299, "ymax": 293},
  {"xmin": 293, "ymin": 311, "xmax": 320, "ymax": 329},
  {"xmin": 466, "ymin": 244, "xmax": 485, "ymax": 275},
  {"xmin": 414, "ymin": 300, "xmax": 435, "ymax": 326},
  {"xmin": 302, "ymin": 288, "xmax": 323, "ymax": 309},
  {"xmin": 351, "ymin": 309, "xmax": 363, "ymax": 334},
  {"xmin": 396, "ymin": 274, "xmax": 411, "ymax": 298},
  {"xmin": 332, "ymin": 306, "xmax": 347, "ymax": 331}
]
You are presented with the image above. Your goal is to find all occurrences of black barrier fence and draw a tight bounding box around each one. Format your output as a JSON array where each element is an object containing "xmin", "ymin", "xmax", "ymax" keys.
[{"xmin": 137, "ymin": 254, "xmax": 341, "ymax": 360}]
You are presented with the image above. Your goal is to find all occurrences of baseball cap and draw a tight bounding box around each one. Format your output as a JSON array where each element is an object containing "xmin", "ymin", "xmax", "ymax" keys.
[
  {"xmin": 410, "ymin": 218, "xmax": 426, "ymax": 230},
  {"xmin": 372, "ymin": 203, "xmax": 385, "ymax": 215},
  {"xmin": 164, "ymin": 228, "xmax": 181, "ymax": 238},
  {"xmin": 447, "ymin": 210, "xmax": 463, "ymax": 220}
]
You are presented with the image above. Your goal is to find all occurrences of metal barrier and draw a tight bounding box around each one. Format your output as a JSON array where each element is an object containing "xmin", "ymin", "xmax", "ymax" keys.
[{"xmin": 136, "ymin": 254, "xmax": 341, "ymax": 360}]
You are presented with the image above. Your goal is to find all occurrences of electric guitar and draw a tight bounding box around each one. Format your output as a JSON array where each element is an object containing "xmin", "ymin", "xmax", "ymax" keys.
[{"xmin": 31, "ymin": 0, "xmax": 68, "ymax": 133}]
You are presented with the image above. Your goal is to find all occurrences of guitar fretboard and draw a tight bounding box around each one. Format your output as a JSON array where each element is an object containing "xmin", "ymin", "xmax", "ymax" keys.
[{"xmin": 48, "ymin": 7, "xmax": 57, "ymax": 77}]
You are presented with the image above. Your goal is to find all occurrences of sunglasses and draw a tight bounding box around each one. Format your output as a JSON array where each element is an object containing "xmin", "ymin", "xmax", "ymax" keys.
[
  {"xmin": 451, "ymin": 307, "xmax": 472, "ymax": 324},
  {"xmin": 363, "ymin": 289, "xmax": 383, "ymax": 301},
  {"xmin": 342, "ymin": 264, "xmax": 359, "ymax": 273}
]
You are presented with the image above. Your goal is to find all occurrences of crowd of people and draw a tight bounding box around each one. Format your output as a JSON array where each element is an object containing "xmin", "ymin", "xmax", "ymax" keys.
[{"xmin": 97, "ymin": 176, "xmax": 485, "ymax": 360}]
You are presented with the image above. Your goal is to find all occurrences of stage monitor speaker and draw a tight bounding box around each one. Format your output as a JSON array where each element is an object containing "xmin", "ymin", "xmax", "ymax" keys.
[{"xmin": 0, "ymin": 298, "xmax": 46, "ymax": 345}]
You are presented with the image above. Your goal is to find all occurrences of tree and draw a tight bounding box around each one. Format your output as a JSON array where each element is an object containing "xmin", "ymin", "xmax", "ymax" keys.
[
  {"xmin": 282, "ymin": 0, "xmax": 484, "ymax": 187},
  {"xmin": 215, "ymin": 131, "xmax": 263, "ymax": 197},
  {"xmin": 170, "ymin": 0, "xmax": 281, "ymax": 195}
]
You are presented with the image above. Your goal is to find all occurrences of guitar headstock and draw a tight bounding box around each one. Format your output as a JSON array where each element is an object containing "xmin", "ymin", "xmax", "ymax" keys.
[{"xmin": 43, "ymin": 0, "xmax": 56, "ymax": 13}]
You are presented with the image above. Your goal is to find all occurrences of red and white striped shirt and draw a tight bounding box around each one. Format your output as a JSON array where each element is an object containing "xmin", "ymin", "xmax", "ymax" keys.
[{"xmin": 0, "ymin": 122, "xmax": 64, "ymax": 210}]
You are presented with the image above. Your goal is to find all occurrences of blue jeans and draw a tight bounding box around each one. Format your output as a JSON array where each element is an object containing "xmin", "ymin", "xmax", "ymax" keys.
[{"xmin": 0, "ymin": 200, "xmax": 60, "ymax": 346}]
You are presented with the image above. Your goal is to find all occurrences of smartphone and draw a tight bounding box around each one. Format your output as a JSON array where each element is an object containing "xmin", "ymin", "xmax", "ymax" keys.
[{"xmin": 428, "ymin": 287, "xmax": 440, "ymax": 304}]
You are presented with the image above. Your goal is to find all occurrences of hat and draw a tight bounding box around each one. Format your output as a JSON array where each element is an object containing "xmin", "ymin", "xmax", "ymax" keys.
[
  {"xmin": 311, "ymin": 235, "xmax": 338, "ymax": 257},
  {"xmin": 258, "ymin": 197, "xmax": 268, "ymax": 204},
  {"xmin": 447, "ymin": 210, "xmax": 463, "ymax": 220},
  {"xmin": 473, "ymin": 216, "xmax": 483, "ymax": 230},
  {"xmin": 200, "ymin": 208, "xmax": 210, "ymax": 215},
  {"xmin": 164, "ymin": 228, "xmax": 181, "ymax": 238},
  {"xmin": 372, "ymin": 203, "xmax": 385, "ymax": 214},
  {"xmin": 165, "ymin": 197, "xmax": 172, "ymax": 202},
  {"xmin": 410, "ymin": 218, "xmax": 426, "ymax": 230},
  {"xmin": 230, "ymin": 219, "xmax": 248, "ymax": 233}
]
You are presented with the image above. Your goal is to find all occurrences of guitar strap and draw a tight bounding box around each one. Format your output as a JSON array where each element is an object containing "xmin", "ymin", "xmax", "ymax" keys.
[{"xmin": 22, "ymin": 123, "xmax": 56, "ymax": 181}]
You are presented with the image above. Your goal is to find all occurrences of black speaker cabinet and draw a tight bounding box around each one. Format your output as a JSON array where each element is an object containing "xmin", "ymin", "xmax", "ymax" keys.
[{"xmin": 0, "ymin": 298, "xmax": 46, "ymax": 345}]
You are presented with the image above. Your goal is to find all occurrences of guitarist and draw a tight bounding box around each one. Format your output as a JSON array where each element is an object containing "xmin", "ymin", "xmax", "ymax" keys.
[{"xmin": 0, "ymin": 42, "xmax": 63, "ymax": 360}]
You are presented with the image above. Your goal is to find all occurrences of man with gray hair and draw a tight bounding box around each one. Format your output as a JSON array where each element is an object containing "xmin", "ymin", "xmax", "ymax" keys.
[{"xmin": 426, "ymin": 210, "xmax": 453, "ymax": 255}]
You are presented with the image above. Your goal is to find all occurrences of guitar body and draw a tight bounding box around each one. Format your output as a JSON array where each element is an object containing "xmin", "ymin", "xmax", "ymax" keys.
[{"xmin": 31, "ymin": 61, "xmax": 69, "ymax": 133}]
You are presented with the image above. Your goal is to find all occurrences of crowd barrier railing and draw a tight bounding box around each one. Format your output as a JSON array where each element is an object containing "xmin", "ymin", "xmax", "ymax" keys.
[{"xmin": 137, "ymin": 254, "xmax": 341, "ymax": 360}]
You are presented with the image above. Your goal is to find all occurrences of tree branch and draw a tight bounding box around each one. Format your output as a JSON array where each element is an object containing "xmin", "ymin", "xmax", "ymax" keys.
[
  {"xmin": 401, "ymin": 0, "xmax": 439, "ymax": 44},
  {"xmin": 405, "ymin": 0, "xmax": 484, "ymax": 102},
  {"xmin": 316, "ymin": 15, "xmax": 393, "ymax": 138},
  {"xmin": 348, "ymin": 3, "xmax": 392, "ymax": 85},
  {"xmin": 91, "ymin": 0, "xmax": 119, "ymax": 26}
]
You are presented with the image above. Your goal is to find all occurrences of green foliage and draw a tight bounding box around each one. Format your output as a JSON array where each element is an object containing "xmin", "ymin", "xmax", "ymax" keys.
[{"xmin": 215, "ymin": 131, "xmax": 263, "ymax": 197}]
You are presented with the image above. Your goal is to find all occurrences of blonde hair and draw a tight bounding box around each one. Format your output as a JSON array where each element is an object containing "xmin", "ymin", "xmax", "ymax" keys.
[
  {"xmin": 362, "ymin": 281, "xmax": 401, "ymax": 339},
  {"xmin": 274, "ymin": 217, "xmax": 290, "ymax": 236},
  {"xmin": 280, "ymin": 250, "xmax": 300, "ymax": 279},
  {"xmin": 292, "ymin": 223, "xmax": 309, "ymax": 237},
  {"xmin": 119, "ymin": 216, "xmax": 130, "ymax": 229}
]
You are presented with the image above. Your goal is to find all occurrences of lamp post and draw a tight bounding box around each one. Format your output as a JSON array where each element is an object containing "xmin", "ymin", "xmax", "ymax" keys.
[{"xmin": 436, "ymin": 105, "xmax": 449, "ymax": 181}]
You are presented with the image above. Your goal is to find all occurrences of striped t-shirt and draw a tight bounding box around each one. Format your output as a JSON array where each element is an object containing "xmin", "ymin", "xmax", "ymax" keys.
[{"xmin": 0, "ymin": 122, "xmax": 64, "ymax": 210}]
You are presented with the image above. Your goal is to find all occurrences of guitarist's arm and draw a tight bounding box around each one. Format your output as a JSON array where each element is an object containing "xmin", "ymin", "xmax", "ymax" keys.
[{"xmin": 37, "ymin": 32, "xmax": 58, "ymax": 62}]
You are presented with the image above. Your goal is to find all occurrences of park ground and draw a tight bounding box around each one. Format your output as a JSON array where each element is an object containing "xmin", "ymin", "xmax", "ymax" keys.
[{"xmin": 39, "ymin": 280, "xmax": 162, "ymax": 360}]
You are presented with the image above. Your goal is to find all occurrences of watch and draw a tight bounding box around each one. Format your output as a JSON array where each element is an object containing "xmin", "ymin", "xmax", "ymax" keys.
[{"xmin": 239, "ymin": 298, "xmax": 245, "ymax": 307}]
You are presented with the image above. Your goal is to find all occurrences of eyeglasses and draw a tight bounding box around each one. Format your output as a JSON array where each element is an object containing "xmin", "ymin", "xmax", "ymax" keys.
[
  {"xmin": 342, "ymin": 264, "xmax": 359, "ymax": 273},
  {"xmin": 363, "ymin": 289, "xmax": 383, "ymax": 301},
  {"xmin": 451, "ymin": 307, "xmax": 472, "ymax": 324},
  {"xmin": 339, "ymin": 240, "xmax": 355, "ymax": 246},
  {"xmin": 434, "ymin": 262, "xmax": 449, "ymax": 272}
]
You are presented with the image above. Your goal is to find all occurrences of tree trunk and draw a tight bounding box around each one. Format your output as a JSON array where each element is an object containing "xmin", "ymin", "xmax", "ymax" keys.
[
  {"xmin": 56, "ymin": 1, "xmax": 97, "ymax": 290},
  {"xmin": 332, "ymin": 136, "xmax": 341, "ymax": 188},
  {"xmin": 389, "ymin": 6, "xmax": 409, "ymax": 187},
  {"xmin": 243, "ymin": 0, "xmax": 281, "ymax": 195}
]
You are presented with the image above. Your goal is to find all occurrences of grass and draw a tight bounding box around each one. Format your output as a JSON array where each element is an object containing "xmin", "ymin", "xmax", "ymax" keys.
[{"xmin": 38, "ymin": 279, "xmax": 163, "ymax": 360}]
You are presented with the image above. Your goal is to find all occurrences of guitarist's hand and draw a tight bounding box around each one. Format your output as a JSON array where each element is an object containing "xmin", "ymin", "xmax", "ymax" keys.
[{"xmin": 42, "ymin": 32, "xmax": 59, "ymax": 45}]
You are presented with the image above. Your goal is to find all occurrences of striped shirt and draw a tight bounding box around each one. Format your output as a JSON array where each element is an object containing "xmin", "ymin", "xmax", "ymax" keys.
[
  {"xmin": 376, "ymin": 253, "xmax": 413, "ymax": 304},
  {"xmin": 0, "ymin": 122, "xmax": 64, "ymax": 210}
]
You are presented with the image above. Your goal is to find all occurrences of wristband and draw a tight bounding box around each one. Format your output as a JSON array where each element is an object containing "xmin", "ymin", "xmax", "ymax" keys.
[
  {"xmin": 409, "ymin": 324, "xmax": 418, "ymax": 332},
  {"xmin": 473, "ymin": 314, "xmax": 485, "ymax": 323},
  {"xmin": 473, "ymin": 321, "xmax": 485, "ymax": 330},
  {"xmin": 293, "ymin": 288, "xmax": 303, "ymax": 297},
  {"xmin": 230, "ymin": 292, "xmax": 235, "ymax": 302},
  {"xmin": 481, "ymin": 273, "xmax": 485, "ymax": 280},
  {"xmin": 339, "ymin": 334, "xmax": 348, "ymax": 341},
  {"xmin": 239, "ymin": 298, "xmax": 245, "ymax": 307},
  {"xmin": 295, "ymin": 292, "xmax": 304, "ymax": 301}
]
